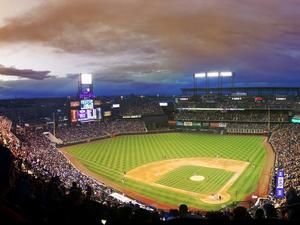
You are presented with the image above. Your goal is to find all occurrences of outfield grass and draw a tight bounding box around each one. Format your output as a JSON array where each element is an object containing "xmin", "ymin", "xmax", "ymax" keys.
[
  {"xmin": 66, "ymin": 133, "xmax": 266, "ymax": 210},
  {"xmin": 157, "ymin": 166, "xmax": 234, "ymax": 194}
]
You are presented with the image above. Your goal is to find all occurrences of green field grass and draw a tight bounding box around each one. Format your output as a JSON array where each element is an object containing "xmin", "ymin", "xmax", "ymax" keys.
[
  {"xmin": 157, "ymin": 166, "xmax": 234, "ymax": 194},
  {"xmin": 66, "ymin": 133, "xmax": 267, "ymax": 210}
]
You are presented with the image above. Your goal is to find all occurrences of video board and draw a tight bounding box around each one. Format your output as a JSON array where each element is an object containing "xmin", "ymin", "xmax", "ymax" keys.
[
  {"xmin": 70, "ymin": 101, "xmax": 80, "ymax": 107},
  {"xmin": 77, "ymin": 109, "xmax": 96, "ymax": 121},
  {"xmin": 71, "ymin": 109, "xmax": 78, "ymax": 123},
  {"xmin": 70, "ymin": 97, "xmax": 104, "ymax": 123},
  {"xmin": 80, "ymin": 99, "xmax": 93, "ymax": 110},
  {"xmin": 71, "ymin": 108, "xmax": 102, "ymax": 123},
  {"xmin": 112, "ymin": 104, "xmax": 120, "ymax": 108},
  {"xmin": 159, "ymin": 102, "xmax": 168, "ymax": 106},
  {"xmin": 94, "ymin": 100, "xmax": 102, "ymax": 106},
  {"xmin": 104, "ymin": 111, "xmax": 112, "ymax": 117}
]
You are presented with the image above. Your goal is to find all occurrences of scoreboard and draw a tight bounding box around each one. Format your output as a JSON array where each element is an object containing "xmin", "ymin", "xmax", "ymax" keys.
[
  {"xmin": 80, "ymin": 99, "xmax": 94, "ymax": 109},
  {"xmin": 70, "ymin": 99, "xmax": 102, "ymax": 123}
]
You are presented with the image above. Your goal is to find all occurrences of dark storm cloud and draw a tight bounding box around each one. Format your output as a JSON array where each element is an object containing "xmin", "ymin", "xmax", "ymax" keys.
[
  {"xmin": 0, "ymin": 0, "xmax": 300, "ymax": 90},
  {"xmin": 0, "ymin": 64, "xmax": 53, "ymax": 80},
  {"xmin": 0, "ymin": 77, "xmax": 76, "ymax": 98},
  {"xmin": 1, "ymin": 0, "xmax": 297, "ymax": 56},
  {"xmin": 66, "ymin": 73, "xmax": 80, "ymax": 80}
]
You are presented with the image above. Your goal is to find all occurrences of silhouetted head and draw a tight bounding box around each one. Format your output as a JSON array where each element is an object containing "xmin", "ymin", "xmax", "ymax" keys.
[
  {"xmin": 286, "ymin": 187, "xmax": 300, "ymax": 205},
  {"xmin": 233, "ymin": 206, "xmax": 250, "ymax": 221},
  {"xmin": 179, "ymin": 204, "xmax": 189, "ymax": 217},
  {"xmin": 0, "ymin": 145, "xmax": 15, "ymax": 198},
  {"xmin": 255, "ymin": 208, "xmax": 265, "ymax": 220},
  {"xmin": 263, "ymin": 203, "xmax": 278, "ymax": 219}
]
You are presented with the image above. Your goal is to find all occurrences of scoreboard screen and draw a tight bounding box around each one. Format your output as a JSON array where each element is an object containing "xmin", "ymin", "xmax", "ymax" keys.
[
  {"xmin": 70, "ymin": 101, "xmax": 80, "ymax": 107},
  {"xmin": 80, "ymin": 99, "xmax": 93, "ymax": 110},
  {"xmin": 104, "ymin": 111, "xmax": 112, "ymax": 117},
  {"xmin": 77, "ymin": 109, "xmax": 97, "ymax": 121},
  {"xmin": 70, "ymin": 98, "xmax": 103, "ymax": 123},
  {"xmin": 71, "ymin": 109, "xmax": 78, "ymax": 122}
]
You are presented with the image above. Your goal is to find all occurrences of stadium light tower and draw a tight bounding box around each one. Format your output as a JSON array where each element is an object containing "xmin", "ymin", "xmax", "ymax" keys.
[
  {"xmin": 207, "ymin": 72, "xmax": 219, "ymax": 77},
  {"xmin": 193, "ymin": 71, "xmax": 235, "ymax": 96},
  {"xmin": 220, "ymin": 72, "xmax": 233, "ymax": 77},
  {"xmin": 194, "ymin": 73, "xmax": 206, "ymax": 78},
  {"xmin": 78, "ymin": 73, "xmax": 94, "ymax": 99},
  {"xmin": 193, "ymin": 73, "xmax": 206, "ymax": 96}
]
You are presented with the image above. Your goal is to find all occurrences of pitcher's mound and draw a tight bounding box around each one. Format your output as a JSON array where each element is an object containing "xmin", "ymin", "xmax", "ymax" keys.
[{"xmin": 190, "ymin": 175, "xmax": 205, "ymax": 181}]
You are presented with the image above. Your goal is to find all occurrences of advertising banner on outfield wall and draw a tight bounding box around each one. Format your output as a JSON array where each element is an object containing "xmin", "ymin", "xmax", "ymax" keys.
[
  {"xmin": 210, "ymin": 123, "xmax": 220, "ymax": 128},
  {"xmin": 209, "ymin": 122, "xmax": 228, "ymax": 128},
  {"xmin": 184, "ymin": 121, "xmax": 193, "ymax": 127},
  {"xmin": 176, "ymin": 121, "xmax": 184, "ymax": 126},
  {"xmin": 219, "ymin": 123, "xmax": 227, "ymax": 128},
  {"xmin": 192, "ymin": 122, "xmax": 202, "ymax": 127},
  {"xmin": 168, "ymin": 120, "xmax": 176, "ymax": 126},
  {"xmin": 202, "ymin": 122, "xmax": 210, "ymax": 128},
  {"xmin": 276, "ymin": 170, "xmax": 284, "ymax": 199},
  {"xmin": 175, "ymin": 121, "xmax": 202, "ymax": 127}
]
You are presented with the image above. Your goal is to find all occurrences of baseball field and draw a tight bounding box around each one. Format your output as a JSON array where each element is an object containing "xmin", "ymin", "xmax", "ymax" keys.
[{"xmin": 61, "ymin": 133, "xmax": 273, "ymax": 210}]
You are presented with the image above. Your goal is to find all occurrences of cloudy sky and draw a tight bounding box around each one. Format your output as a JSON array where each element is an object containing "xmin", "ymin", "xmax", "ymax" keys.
[{"xmin": 0, "ymin": 0, "xmax": 300, "ymax": 98}]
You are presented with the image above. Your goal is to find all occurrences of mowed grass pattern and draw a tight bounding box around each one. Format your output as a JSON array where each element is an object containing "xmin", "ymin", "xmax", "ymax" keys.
[
  {"xmin": 66, "ymin": 133, "xmax": 266, "ymax": 210},
  {"xmin": 157, "ymin": 166, "xmax": 234, "ymax": 194}
]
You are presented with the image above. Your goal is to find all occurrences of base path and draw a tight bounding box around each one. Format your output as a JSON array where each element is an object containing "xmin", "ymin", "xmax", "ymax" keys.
[{"xmin": 126, "ymin": 157, "xmax": 249, "ymax": 204}]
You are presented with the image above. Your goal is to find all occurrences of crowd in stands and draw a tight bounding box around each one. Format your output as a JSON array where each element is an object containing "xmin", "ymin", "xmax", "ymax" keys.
[
  {"xmin": 56, "ymin": 120, "xmax": 147, "ymax": 144},
  {"xmin": 0, "ymin": 145, "xmax": 161, "ymax": 224},
  {"xmin": 1, "ymin": 116, "xmax": 157, "ymax": 224},
  {"xmin": 175, "ymin": 110, "xmax": 289, "ymax": 123},
  {"xmin": 120, "ymin": 101, "xmax": 164, "ymax": 116},
  {"xmin": 270, "ymin": 125, "xmax": 300, "ymax": 200},
  {"xmin": 0, "ymin": 116, "xmax": 20, "ymax": 156},
  {"xmin": 2, "ymin": 115, "xmax": 300, "ymax": 224},
  {"xmin": 56, "ymin": 123, "xmax": 108, "ymax": 144},
  {"xmin": 176, "ymin": 97, "xmax": 299, "ymax": 110},
  {"xmin": 226, "ymin": 123, "xmax": 267, "ymax": 130},
  {"xmin": 0, "ymin": 98, "xmax": 68, "ymax": 125}
]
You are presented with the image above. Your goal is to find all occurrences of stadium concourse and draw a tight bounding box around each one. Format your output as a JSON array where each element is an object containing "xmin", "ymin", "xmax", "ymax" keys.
[{"xmin": 1, "ymin": 105, "xmax": 300, "ymax": 224}]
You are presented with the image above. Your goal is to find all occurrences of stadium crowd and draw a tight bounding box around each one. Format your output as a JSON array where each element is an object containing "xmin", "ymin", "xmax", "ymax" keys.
[
  {"xmin": 2, "ymin": 115, "xmax": 300, "ymax": 224},
  {"xmin": 56, "ymin": 120, "xmax": 147, "ymax": 144},
  {"xmin": 270, "ymin": 125, "xmax": 300, "ymax": 199},
  {"xmin": 175, "ymin": 110, "xmax": 289, "ymax": 123},
  {"xmin": 1, "ymin": 116, "xmax": 157, "ymax": 224},
  {"xmin": 120, "ymin": 101, "xmax": 164, "ymax": 116},
  {"xmin": 176, "ymin": 97, "xmax": 299, "ymax": 110},
  {"xmin": 226, "ymin": 123, "xmax": 269, "ymax": 134}
]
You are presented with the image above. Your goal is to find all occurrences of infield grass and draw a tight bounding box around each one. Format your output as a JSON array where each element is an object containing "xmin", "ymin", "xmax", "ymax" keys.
[
  {"xmin": 66, "ymin": 133, "xmax": 267, "ymax": 210},
  {"xmin": 157, "ymin": 166, "xmax": 234, "ymax": 194}
]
